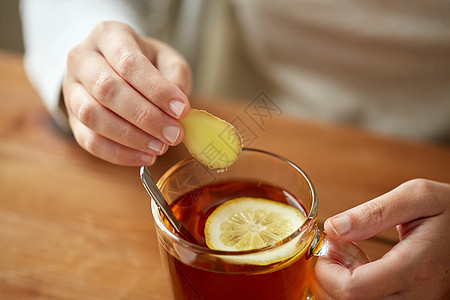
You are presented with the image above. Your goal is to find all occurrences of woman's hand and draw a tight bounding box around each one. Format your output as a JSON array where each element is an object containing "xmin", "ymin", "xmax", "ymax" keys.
[
  {"xmin": 311, "ymin": 179, "xmax": 450, "ymax": 299},
  {"xmin": 62, "ymin": 21, "xmax": 192, "ymax": 166}
]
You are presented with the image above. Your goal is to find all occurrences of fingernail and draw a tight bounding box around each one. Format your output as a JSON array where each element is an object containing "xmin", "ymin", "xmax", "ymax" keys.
[
  {"xmin": 328, "ymin": 216, "xmax": 351, "ymax": 236},
  {"xmin": 169, "ymin": 100, "xmax": 185, "ymax": 118},
  {"xmin": 163, "ymin": 126, "xmax": 180, "ymax": 144},
  {"xmin": 141, "ymin": 154, "xmax": 155, "ymax": 164},
  {"xmin": 148, "ymin": 139, "xmax": 165, "ymax": 154}
]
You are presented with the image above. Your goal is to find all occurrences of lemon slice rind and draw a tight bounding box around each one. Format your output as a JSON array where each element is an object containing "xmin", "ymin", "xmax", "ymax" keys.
[{"xmin": 204, "ymin": 197, "xmax": 306, "ymax": 266}]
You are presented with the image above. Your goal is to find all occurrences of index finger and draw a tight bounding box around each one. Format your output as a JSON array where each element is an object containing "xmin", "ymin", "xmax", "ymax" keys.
[{"xmin": 325, "ymin": 179, "xmax": 448, "ymax": 242}]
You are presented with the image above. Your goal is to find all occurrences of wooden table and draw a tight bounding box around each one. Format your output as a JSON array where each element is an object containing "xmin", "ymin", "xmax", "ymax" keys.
[{"xmin": 1, "ymin": 51, "xmax": 449, "ymax": 299}]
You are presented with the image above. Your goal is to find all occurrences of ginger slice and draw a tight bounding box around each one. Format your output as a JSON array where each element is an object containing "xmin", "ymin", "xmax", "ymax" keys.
[{"xmin": 180, "ymin": 109, "xmax": 242, "ymax": 170}]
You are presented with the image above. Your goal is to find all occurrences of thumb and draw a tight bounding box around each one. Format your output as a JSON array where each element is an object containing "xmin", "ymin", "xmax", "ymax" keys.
[{"xmin": 324, "ymin": 179, "xmax": 444, "ymax": 242}]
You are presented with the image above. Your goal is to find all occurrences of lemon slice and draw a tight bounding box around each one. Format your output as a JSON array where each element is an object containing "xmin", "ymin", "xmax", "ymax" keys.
[
  {"xmin": 205, "ymin": 197, "xmax": 306, "ymax": 265},
  {"xmin": 180, "ymin": 109, "xmax": 242, "ymax": 170}
]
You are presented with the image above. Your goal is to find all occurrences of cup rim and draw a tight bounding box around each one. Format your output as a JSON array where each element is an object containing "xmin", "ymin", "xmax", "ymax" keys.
[{"xmin": 151, "ymin": 148, "xmax": 318, "ymax": 256}]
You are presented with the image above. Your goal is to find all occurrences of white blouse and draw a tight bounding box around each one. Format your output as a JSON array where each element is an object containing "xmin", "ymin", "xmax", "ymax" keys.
[{"xmin": 20, "ymin": 0, "xmax": 450, "ymax": 142}]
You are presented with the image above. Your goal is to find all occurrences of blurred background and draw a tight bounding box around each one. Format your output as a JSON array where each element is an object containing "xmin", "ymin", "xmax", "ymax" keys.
[
  {"xmin": 0, "ymin": 0, "xmax": 23, "ymax": 53},
  {"xmin": 2, "ymin": 0, "xmax": 449, "ymax": 143}
]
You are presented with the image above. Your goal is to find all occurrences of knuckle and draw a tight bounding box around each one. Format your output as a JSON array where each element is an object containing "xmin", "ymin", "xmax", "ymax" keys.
[
  {"xmin": 94, "ymin": 20, "xmax": 115, "ymax": 33},
  {"xmin": 363, "ymin": 200, "xmax": 384, "ymax": 228},
  {"xmin": 116, "ymin": 52, "xmax": 139, "ymax": 77},
  {"xmin": 93, "ymin": 73, "xmax": 116, "ymax": 101},
  {"xmin": 82, "ymin": 132, "xmax": 99, "ymax": 155},
  {"xmin": 400, "ymin": 178, "xmax": 447, "ymax": 213},
  {"xmin": 118, "ymin": 125, "xmax": 134, "ymax": 146},
  {"xmin": 145, "ymin": 78, "xmax": 163, "ymax": 98},
  {"xmin": 109, "ymin": 146, "xmax": 123, "ymax": 165},
  {"xmin": 175, "ymin": 59, "xmax": 191, "ymax": 79},
  {"xmin": 406, "ymin": 178, "xmax": 434, "ymax": 199},
  {"xmin": 94, "ymin": 20, "xmax": 134, "ymax": 36},
  {"xmin": 115, "ymin": 21, "xmax": 134, "ymax": 34},
  {"xmin": 173, "ymin": 60, "xmax": 192, "ymax": 93},
  {"xmin": 134, "ymin": 105, "xmax": 153, "ymax": 128},
  {"xmin": 77, "ymin": 102, "xmax": 97, "ymax": 126},
  {"xmin": 67, "ymin": 46, "xmax": 80, "ymax": 67},
  {"xmin": 82, "ymin": 133, "xmax": 121, "ymax": 165}
]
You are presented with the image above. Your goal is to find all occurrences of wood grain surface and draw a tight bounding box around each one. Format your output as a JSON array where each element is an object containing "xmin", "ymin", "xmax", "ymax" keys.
[{"xmin": 1, "ymin": 51, "xmax": 449, "ymax": 299}]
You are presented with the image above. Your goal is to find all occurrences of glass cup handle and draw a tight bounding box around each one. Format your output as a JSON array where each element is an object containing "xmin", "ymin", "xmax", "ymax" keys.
[{"xmin": 308, "ymin": 229, "xmax": 370, "ymax": 271}]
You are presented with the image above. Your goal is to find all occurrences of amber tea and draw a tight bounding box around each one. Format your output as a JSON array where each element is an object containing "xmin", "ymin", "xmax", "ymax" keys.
[
  {"xmin": 159, "ymin": 181, "xmax": 311, "ymax": 300},
  {"xmin": 149, "ymin": 149, "xmax": 369, "ymax": 300}
]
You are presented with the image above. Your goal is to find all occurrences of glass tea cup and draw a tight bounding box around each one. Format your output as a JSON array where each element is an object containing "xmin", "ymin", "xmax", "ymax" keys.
[{"xmin": 150, "ymin": 148, "xmax": 369, "ymax": 299}]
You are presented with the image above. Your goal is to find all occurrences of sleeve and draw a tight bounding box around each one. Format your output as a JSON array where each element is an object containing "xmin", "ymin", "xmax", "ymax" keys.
[{"xmin": 20, "ymin": 0, "xmax": 152, "ymax": 132}]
